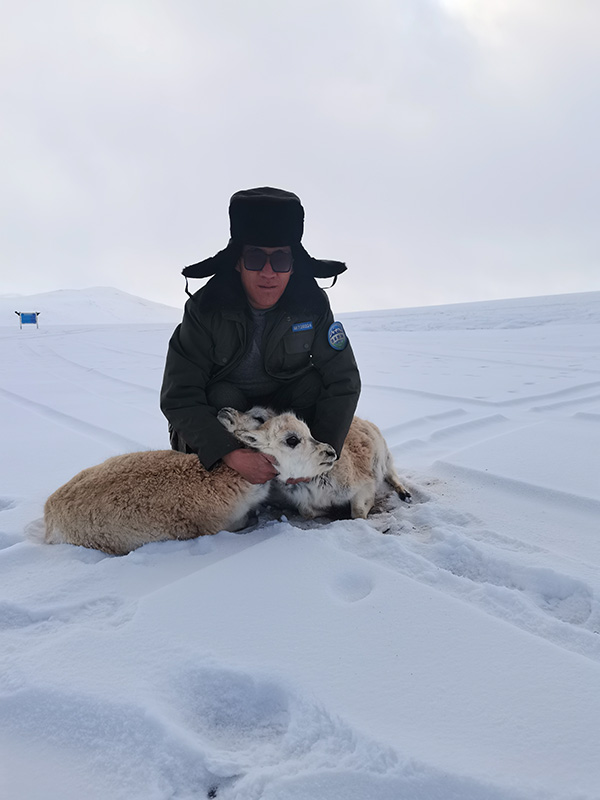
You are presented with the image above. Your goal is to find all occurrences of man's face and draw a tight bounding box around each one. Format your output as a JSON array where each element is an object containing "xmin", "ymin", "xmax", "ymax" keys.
[{"xmin": 236, "ymin": 246, "xmax": 293, "ymax": 310}]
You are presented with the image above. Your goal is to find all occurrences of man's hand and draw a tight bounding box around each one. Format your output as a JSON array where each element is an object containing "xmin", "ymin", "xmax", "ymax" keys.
[{"xmin": 222, "ymin": 449, "xmax": 278, "ymax": 484}]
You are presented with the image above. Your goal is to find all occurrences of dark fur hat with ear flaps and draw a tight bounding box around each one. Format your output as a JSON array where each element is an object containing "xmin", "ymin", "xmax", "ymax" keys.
[{"xmin": 182, "ymin": 187, "xmax": 347, "ymax": 282}]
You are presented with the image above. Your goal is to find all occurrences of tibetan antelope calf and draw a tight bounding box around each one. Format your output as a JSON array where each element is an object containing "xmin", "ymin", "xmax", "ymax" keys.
[{"xmin": 219, "ymin": 406, "xmax": 411, "ymax": 520}]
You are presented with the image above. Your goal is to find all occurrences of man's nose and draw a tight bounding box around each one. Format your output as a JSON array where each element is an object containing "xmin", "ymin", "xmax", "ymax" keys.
[{"xmin": 261, "ymin": 258, "xmax": 276, "ymax": 274}]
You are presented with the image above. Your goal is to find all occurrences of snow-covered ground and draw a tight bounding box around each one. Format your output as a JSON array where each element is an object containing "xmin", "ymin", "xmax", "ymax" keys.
[{"xmin": 1, "ymin": 287, "xmax": 599, "ymax": 800}]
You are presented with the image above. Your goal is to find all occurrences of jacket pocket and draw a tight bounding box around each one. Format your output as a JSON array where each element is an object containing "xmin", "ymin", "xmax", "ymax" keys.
[
  {"xmin": 280, "ymin": 331, "xmax": 314, "ymax": 374},
  {"xmin": 211, "ymin": 346, "xmax": 233, "ymax": 368},
  {"xmin": 283, "ymin": 331, "xmax": 314, "ymax": 355}
]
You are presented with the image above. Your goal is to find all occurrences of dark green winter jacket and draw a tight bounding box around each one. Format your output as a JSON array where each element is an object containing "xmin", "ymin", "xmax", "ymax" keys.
[{"xmin": 160, "ymin": 269, "xmax": 361, "ymax": 469}]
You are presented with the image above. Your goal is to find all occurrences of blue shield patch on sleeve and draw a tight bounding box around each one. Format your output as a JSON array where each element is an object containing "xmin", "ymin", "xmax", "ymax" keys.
[{"xmin": 328, "ymin": 322, "xmax": 348, "ymax": 351}]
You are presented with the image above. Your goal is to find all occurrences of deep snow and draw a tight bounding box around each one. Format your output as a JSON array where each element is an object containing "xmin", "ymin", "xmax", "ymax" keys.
[{"xmin": 0, "ymin": 288, "xmax": 599, "ymax": 800}]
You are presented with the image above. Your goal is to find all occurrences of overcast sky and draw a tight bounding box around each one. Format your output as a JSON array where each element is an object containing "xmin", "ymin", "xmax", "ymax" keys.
[{"xmin": 1, "ymin": 0, "xmax": 599, "ymax": 313}]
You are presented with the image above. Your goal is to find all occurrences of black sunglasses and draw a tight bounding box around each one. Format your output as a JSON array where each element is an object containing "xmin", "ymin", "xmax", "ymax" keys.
[{"xmin": 242, "ymin": 247, "xmax": 293, "ymax": 273}]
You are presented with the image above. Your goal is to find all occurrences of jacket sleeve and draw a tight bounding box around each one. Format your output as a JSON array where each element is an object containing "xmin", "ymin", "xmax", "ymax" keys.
[
  {"xmin": 309, "ymin": 303, "xmax": 361, "ymax": 456},
  {"xmin": 160, "ymin": 298, "xmax": 240, "ymax": 469}
]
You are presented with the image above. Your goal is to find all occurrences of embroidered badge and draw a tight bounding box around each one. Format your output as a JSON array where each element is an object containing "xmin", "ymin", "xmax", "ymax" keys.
[
  {"xmin": 328, "ymin": 321, "xmax": 348, "ymax": 351},
  {"xmin": 292, "ymin": 321, "xmax": 313, "ymax": 333}
]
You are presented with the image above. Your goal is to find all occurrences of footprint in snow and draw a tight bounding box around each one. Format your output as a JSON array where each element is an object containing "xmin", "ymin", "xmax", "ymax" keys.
[
  {"xmin": 0, "ymin": 687, "xmax": 219, "ymax": 799},
  {"xmin": 418, "ymin": 535, "xmax": 594, "ymax": 626},
  {"xmin": 331, "ymin": 569, "xmax": 375, "ymax": 603},
  {"xmin": 165, "ymin": 665, "xmax": 292, "ymax": 752}
]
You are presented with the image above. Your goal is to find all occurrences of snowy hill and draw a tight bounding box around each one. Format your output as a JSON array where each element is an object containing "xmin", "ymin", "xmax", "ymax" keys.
[
  {"xmin": 1, "ymin": 286, "xmax": 182, "ymax": 326},
  {"xmin": 1, "ymin": 289, "xmax": 599, "ymax": 800},
  {"xmin": 343, "ymin": 289, "xmax": 600, "ymax": 330}
]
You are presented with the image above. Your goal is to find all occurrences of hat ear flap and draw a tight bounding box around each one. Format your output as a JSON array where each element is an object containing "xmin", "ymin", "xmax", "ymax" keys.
[
  {"xmin": 291, "ymin": 243, "xmax": 347, "ymax": 279},
  {"xmin": 182, "ymin": 240, "xmax": 241, "ymax": 279}
]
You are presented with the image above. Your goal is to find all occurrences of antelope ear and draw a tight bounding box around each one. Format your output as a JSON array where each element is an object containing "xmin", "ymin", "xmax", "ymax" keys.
[{"xmin": 235, "ymin": 430, "xmax": 259, "ymax": 446}]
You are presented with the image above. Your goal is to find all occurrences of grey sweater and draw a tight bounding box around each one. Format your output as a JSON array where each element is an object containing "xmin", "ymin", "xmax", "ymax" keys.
[{"xmin": 226, "ymin": 307, "xmax": 281, "ymax": 399}]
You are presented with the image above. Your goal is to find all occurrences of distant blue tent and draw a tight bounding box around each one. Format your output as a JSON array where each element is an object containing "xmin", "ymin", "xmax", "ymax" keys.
[{"xmin": 15, "ymin": 311, "xmax": 40, "ymax": 329}]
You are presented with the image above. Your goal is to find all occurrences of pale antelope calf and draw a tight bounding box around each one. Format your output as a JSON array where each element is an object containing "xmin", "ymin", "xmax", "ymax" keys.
[{"xmin": 219, "ymin": 407, "xmax": 411, "ymax": 520}]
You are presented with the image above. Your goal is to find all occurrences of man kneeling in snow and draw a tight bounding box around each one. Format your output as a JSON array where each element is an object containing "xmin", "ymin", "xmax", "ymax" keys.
[{"xmin": 161, "ymin": 186, "xmax": 361, "ymax": 485}]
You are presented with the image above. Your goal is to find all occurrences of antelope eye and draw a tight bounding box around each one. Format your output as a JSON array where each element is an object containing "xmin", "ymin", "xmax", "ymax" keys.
[{"xmin": 285, "ymin": 434, "xmax": 301, "ymax": 448}]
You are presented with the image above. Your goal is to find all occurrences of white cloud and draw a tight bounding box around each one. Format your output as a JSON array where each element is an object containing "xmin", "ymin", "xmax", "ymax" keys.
[{"xmin": 1, "ymin": 0, "xmax": 598, "ymax": 311}]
